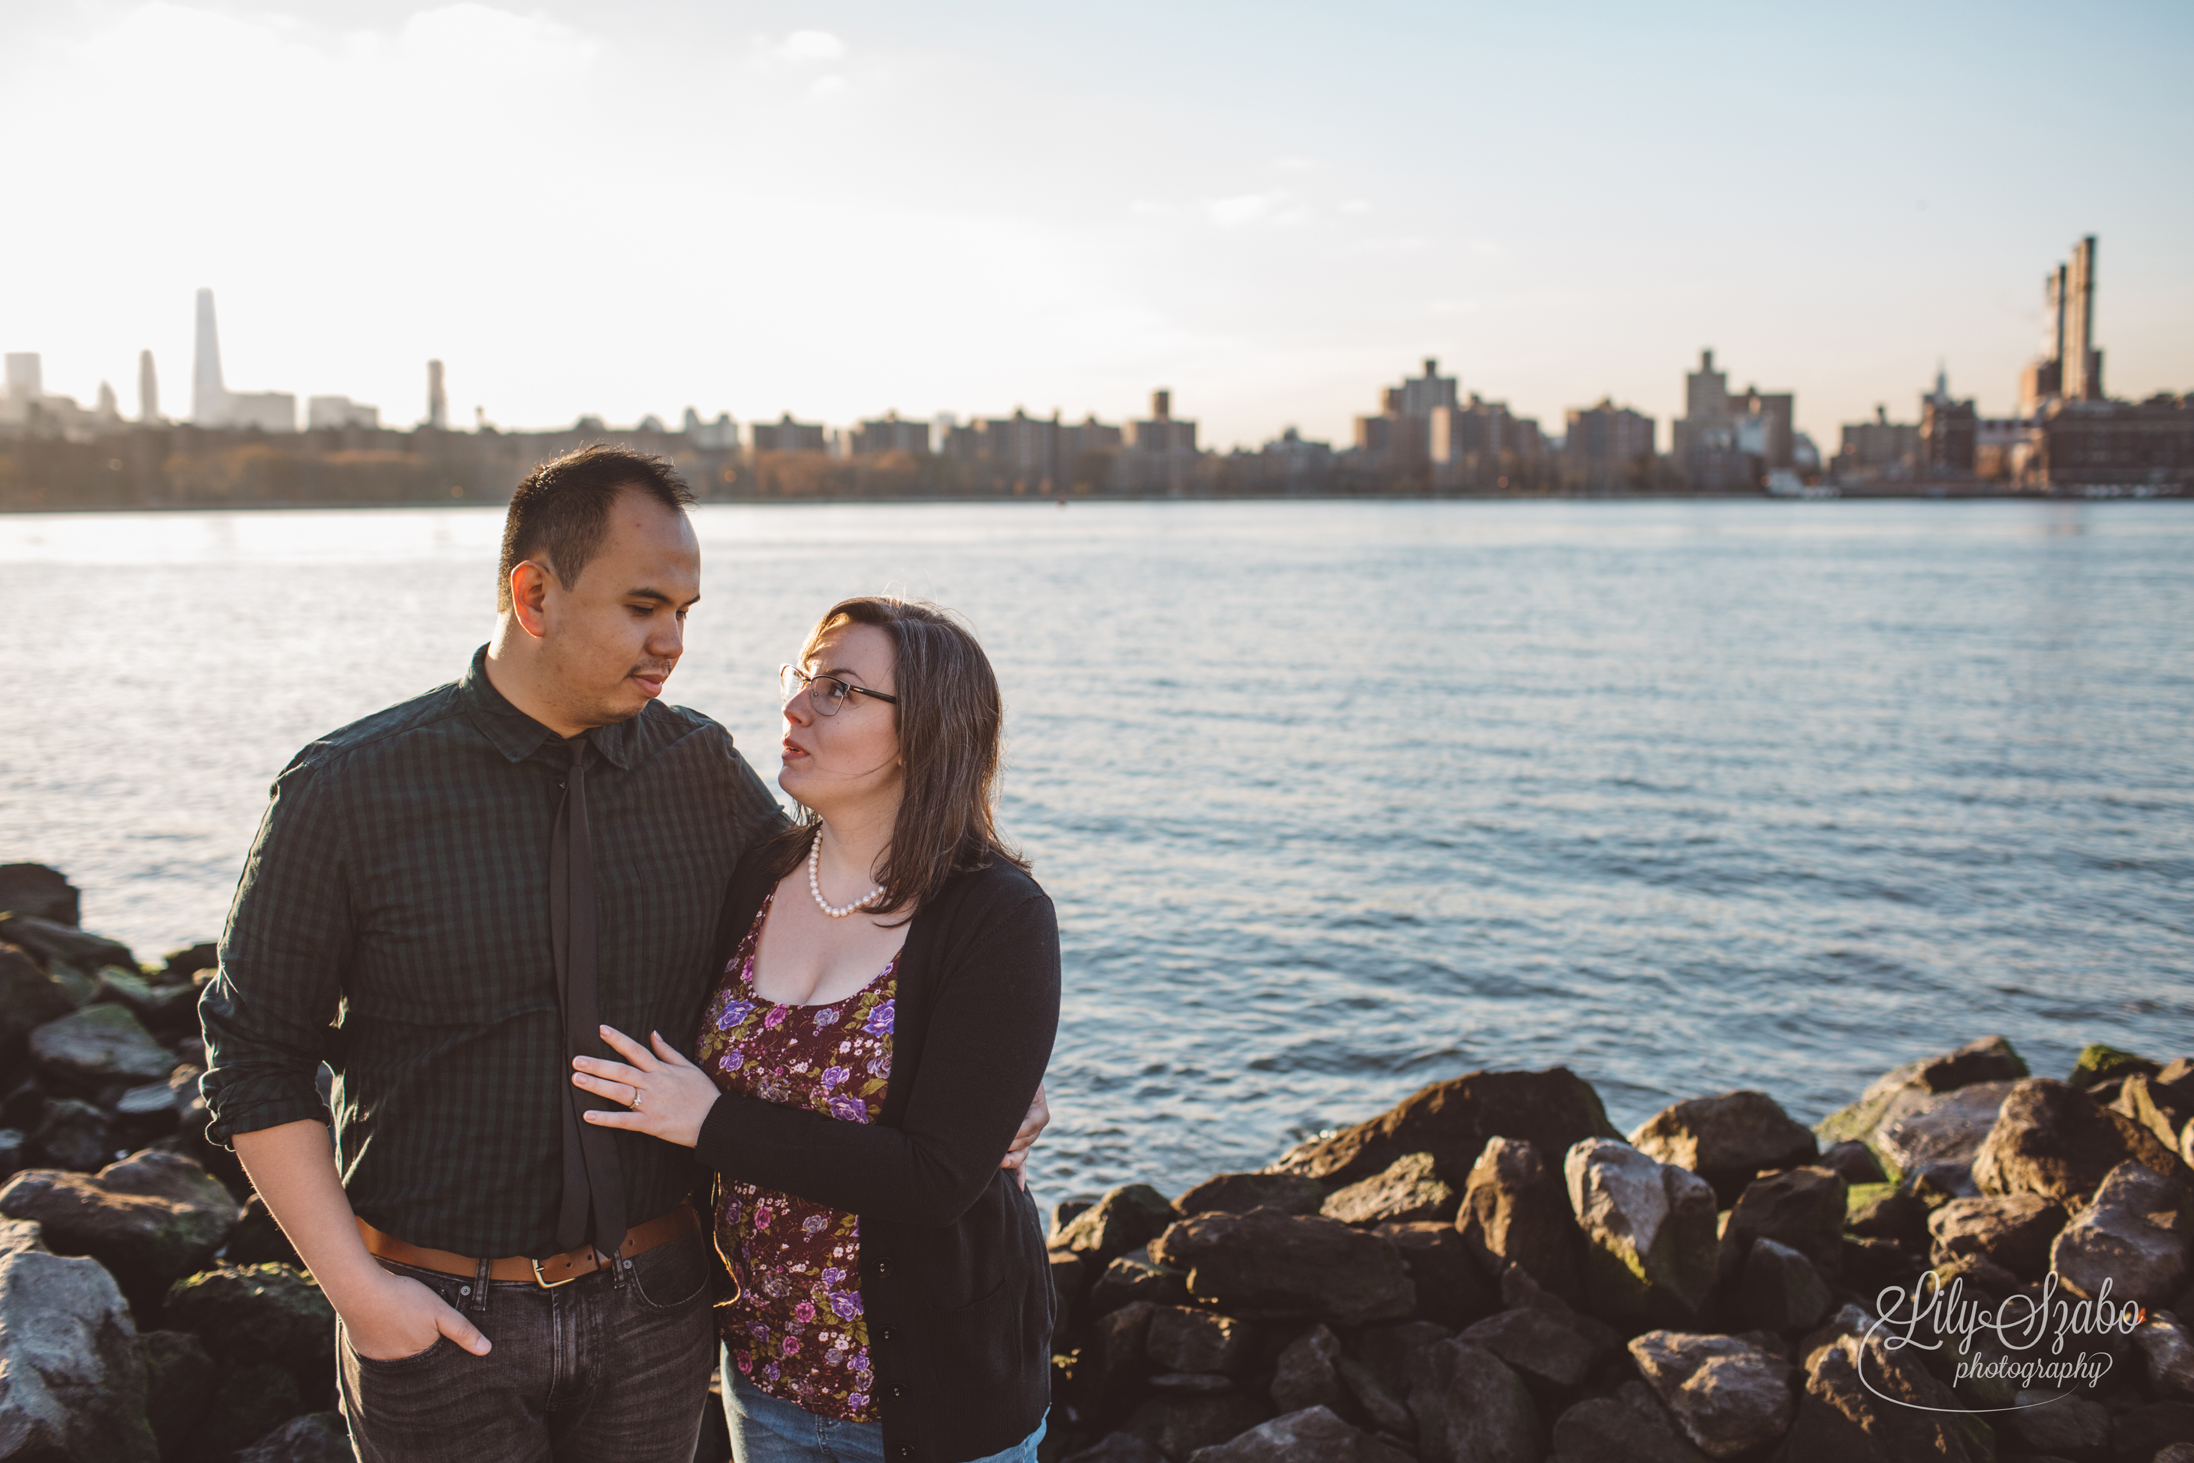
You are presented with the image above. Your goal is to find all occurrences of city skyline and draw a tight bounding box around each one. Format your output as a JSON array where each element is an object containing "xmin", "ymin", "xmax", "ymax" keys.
[{"xmin": 2, "ymin": 1, "xmax": 2189, "ymax": 450}]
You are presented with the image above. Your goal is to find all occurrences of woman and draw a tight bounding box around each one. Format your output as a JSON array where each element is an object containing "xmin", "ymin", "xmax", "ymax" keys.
[{"xmin": 571, "ymin": 595, "xmax": 1059, "ymax": 1463}]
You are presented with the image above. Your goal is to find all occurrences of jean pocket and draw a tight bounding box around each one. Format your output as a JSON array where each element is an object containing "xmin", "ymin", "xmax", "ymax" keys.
[
  {"xmin": 345, "ymin": 1328, "xmax": 453, "ymax": 1374},
  {"xmin": 628, "ymin": 1231, "xmax": 710, "ymax": 1313}
]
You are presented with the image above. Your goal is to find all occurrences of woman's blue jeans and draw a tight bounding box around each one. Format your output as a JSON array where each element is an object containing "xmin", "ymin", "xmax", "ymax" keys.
[{"xmin": 721, "ymin": 1350, "xmax": 1045, "ymax": 1463}]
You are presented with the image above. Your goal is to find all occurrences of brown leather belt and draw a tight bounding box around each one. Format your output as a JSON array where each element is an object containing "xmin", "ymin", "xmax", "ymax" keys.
[{"xmin": 359, "ymin": 1202, "xmax": 699, "ymax": 1289}]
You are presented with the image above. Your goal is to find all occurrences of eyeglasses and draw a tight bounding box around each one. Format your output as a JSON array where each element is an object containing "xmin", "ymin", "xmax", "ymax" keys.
[{"xmin": 780, "ymin": 665, "xmax": 900, "ymax": 717}]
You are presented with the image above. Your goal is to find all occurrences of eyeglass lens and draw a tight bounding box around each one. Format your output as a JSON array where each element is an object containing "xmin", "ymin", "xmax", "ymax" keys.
[{"xmin": 781, "ymin": 666, "xmax": 851, "ymax": 716}]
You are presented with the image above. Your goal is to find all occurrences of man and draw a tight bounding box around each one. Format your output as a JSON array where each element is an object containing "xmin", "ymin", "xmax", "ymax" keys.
[{"xmin": 201, "ymin": 445, "xmax": 1043, "ymax": 1461}]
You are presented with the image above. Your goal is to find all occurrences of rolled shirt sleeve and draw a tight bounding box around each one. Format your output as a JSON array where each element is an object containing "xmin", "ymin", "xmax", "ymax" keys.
[{"xmin": 199, "ymin": 757, "xmax": 351, "ymax": 1144}]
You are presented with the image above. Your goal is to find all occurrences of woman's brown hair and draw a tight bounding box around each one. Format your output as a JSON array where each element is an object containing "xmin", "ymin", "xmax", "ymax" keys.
[{"xmin": 764, "ymin": 595, "xmax": 1026, "ymax": 917}]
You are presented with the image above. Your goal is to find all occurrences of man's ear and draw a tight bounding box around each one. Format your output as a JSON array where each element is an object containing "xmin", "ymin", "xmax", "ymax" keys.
[{"xmin": 510, "ymin": 559, "xmax": 554, "ymax": 640}]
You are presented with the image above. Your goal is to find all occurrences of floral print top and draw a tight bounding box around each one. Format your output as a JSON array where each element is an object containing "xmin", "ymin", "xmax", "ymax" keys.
[{"xmin": 696, "ymin": 892, "xmax": 897, "ymax": 1422}]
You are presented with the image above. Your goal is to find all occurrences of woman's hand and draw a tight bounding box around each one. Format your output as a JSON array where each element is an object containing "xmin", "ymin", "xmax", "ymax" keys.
[
  {"xmin": 572, "ymin": 1026, "xmax": 720, "ymax": 1149},
  {"xmin": 1000, "ymin": 1083, "xmax": 1049, "ymax": 1190}
]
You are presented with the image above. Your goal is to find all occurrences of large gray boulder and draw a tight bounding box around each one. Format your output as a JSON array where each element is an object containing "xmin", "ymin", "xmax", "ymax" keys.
[
  {"xmin": 162, "ymin": 1263, "xmax": 337, "ymax": 1393},
  {"xmin": 1926, "ymin": 1192, "xmax": 2066, "ymax": 1278},
  {"xmin": 1734, "ymin": 1237, "xmax": 1831, "ymax": 1333},
  {"xmin": 0, "ymin": 1149, "xmax": 240, "ymax": 1289},
  {"xmin": 1091, "ymin": 1243, "xmax": 1190, "ymax": 1314},
  {"xmin": 31, "ymin": 1098, "xmax": 120, "ymax": 1172},
  {"xmin": 1065, "ymin": 1302, "xmax": 1157, "ymax": 1425},
  {"xmin": 1268, "ymin": 1324, "xmax": 1345, "ymax": 1415},
  {"xmin": 1122, "ymin": 1392, "xmax": 1270, "ymax": 1461},
  {"xmin": 1406, "ymin": 1339, "xmax": 1540, "ymax": 1463},
  {"xmin": 1151, "ymin": 1209, "xmax": 1415, "ymax": 1325},
  {"xmin": 1776, "ymin": 1329, "xmax": 1993, "ymax": 1463},
  {"xmin": 1564, "ymin": 1139, "xmax": 1719, "ymax": 1327},
  {"xmin": 1872, "ymin": 1082, "xmax": 2018, "ymax": 1185},
  {"xmin": 0, "ymin": 863, "xmax": 82, "ymax": 926},
  {"xmin": 1184, "ymin": 1406, "xmax": 1412, "ymax": 1463},
  {"xmin": 1550, "ymin": 1382, "xmax": 1710, "ymax": 1463},
  {"xmin": 1724, "ymin": 1166, "xmax": 1846, "ymax": 1278},
  {"xmin": 1320, "ymin": 1152, "xmax": 1457, "ymax": 1225},
  {"xmin": 1147, "ymin": 1307, "xmax": 1257, "ymax": 1378},
  {"xmin": 27, "ymin": 1005, "xmax": 174, "ymax": 1090},
  {"xmin": 0, "ymin": 1219, "xmax": 158, "ymax": 1462},
  {"xmin": 2137, "ymin": 1310, "xmax": 2194, "ymax": 1400},
  {"xmin": 1273, "ymin": 1067, "xmax": 1620, "ymax": 1189},
  {"xmin": 1973, "ymin": 1078, "xmax": 2182, "ymax": 1209},
  {"xmin": 1815, "ymin": 1036, "xmax": 2028, "ymax": 1147},
  {"xmin": 1456, "ymin": 1305, "xmax": 1603, "ymax": 1390},
  {"xmin": 2050, "ymin": 1159, "xmax": 2191, "ymax": 1305},
  {"xmin": 0, "ymin": 912, "xmax": 134, "ymax": 974},
  {"xmin": 1629, "ymin": 1091, "xmax": 1818, "ymax": 1205},
  {"xmin": 1057, "ymin": 1185, "xmax": 1183, "ymax": 1269},
  {"xmin": 0, "ymin": 942, "xmax": 78, "ymax": 1048},
  {"xmin": 1992, "ymin": 1387, "xmax": 2109, "ymax": 1459},
  {"xmin": 1176, "ymin": 1173, "xmax": 1326, "ymax": 1218},
  {"xmin": 1457, "ymin": 1136, "xmax": 1582, "ymax": 1301},
  {"xmin": 2116, "ymin": 1060, "xmax": 2194, "ymax": 1151},
  {"xmin": 1372, "ymin": 1221, "xmax": 1495, "ymax": 1327},
  {"xmin": 1065, "ymin": 1435, "xmax": 1167, "ymax": 1463},
  {"xmin": 1628, "ymin": 1330, "xmax": 1796, "ymax": 1459}
]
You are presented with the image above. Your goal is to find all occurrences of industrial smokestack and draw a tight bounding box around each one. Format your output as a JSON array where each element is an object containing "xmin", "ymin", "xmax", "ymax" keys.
[
  {"xmin": 427, "ymin": 359, "xmax": 448, "ymax": 430},
  {"xmin": 138, "ymin": 350, "xmax": 159, "ymax": 424},
  {"xmin": 1152, "ymin": 389, "xmax": 1170, "ymax": 420}
]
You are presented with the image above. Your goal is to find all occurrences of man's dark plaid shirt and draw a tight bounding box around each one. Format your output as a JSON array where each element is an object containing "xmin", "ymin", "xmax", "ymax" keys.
[{"xmin": 200, "ymin": 647, "xmax": 786, "ymax": 1257}]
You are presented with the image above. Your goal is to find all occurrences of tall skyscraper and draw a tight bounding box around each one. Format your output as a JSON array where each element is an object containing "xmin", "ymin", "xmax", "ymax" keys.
[
  {"xmin": 427, "ymin": 360, "xmax": 448, "ymax": 429},
  {"xmin": 193, "ymin": 288, "xmax": 227, "ymax": 424},
  {"xmin": 2063, "ymin": 236, "xmax": 2100, "ymax": 401},
  {"xmin": 138, "ymin": 350, "xmax": 159, "ymax": 424}
]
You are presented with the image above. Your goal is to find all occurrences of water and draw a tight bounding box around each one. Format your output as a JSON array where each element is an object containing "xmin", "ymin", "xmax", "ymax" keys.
[{"xmin": 3, "ymin": 499, "xmax": 2191, "ymax": 1208}]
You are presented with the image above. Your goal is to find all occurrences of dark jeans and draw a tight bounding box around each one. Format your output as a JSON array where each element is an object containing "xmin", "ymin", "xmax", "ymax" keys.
[{"xmin": 339, "ymin": 1229, "xmax": 717, "ymax": 1463}]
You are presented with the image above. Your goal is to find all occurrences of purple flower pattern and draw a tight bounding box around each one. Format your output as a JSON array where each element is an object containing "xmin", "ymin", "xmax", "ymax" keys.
[{"xmin": 696, "ymin": 892, "xmax": 898, "ymax": 1424}]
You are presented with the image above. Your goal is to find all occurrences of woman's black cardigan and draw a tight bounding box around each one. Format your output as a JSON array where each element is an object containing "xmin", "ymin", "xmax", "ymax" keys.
[{"xmin": 690, "ymin": 850, "xmax": 1061, "ymax": 1463}]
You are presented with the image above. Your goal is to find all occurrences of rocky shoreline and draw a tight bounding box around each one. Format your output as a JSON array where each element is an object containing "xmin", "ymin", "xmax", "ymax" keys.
[{"xmin": 2, "ymin": 859, "xmax": 2192, "ymax": 1462}]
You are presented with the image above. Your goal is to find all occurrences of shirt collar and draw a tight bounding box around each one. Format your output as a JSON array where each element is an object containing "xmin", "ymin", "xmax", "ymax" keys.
[{"xmin": 458, "ymin": 646, "xmax": 642, "ymax": 770}]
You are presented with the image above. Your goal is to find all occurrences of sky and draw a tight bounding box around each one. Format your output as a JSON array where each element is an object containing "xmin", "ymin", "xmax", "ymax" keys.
[{"xmin": 2, "ymin": 0, "xmax": 2189, "ymax": 451}]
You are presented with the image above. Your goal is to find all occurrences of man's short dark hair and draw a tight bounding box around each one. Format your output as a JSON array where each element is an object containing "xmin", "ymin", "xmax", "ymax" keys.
[{"xmin": 498, "ymin": 444, "xmax": 696, "ymax": 611}]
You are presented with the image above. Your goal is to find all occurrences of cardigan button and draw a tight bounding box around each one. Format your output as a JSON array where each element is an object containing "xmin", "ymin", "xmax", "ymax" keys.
[
  {"xmin": 874, "ymin": 1260, "xmax": 894, "ymax": 1278},
  {"xmin": 879, "ymin": 1326, "xmax": 898, "ymax": 1342},
  {"xmin": 889, "ymin": 1384, "xmax": 907, "ymax": 1399},
  {"xmin": 895, "ymin": 1450, "xmax": 913, "ymax": 1461}
]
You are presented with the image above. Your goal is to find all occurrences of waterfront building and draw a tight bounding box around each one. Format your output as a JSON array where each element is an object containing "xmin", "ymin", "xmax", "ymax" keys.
[
  {"xmin": 1429, "ymin": 394, "xmax": 1546, "ymax": 491},
  {"xmin": 307, "ymin": 395, "xmax": 380, "ymax": 431},
  {"xmin": 750, "ymin": 413, "xmax": 828, "ymax": 453},
  {"xmin": 1920, "ymin": 373, "xmax": 1978, "ymax": 478},
  {"xmin": 1353, "ymin": 359, "xmax": 1457, "ymax": 482},
  {"xmin": 851, "ymin": 411, "xmax": 932, "ymax": 457},
  {"xmin": 2029, "ymin": 395, "xmax": 2193, "ymax": 492},
  {"xmin": 1562, "ymin": 399, "xmax": 1656, "ymax": 492},
  {"xmin": 682, "ymin": 408, "xmax": 740, "ymax": 450},
  {"xmin": 1831, "ymin": 406, "xmax": 1919, "ymax": 484},
  {"xmin": 1671, "ymin": 349, "xmax": 1794, "ymax": 490},
  {"xmin": 1120, "ymin": 389, "xmax": 1199, "ymax": 495}
]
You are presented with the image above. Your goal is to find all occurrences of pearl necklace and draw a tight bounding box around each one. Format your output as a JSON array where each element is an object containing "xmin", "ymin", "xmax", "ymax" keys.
[{"xmin": 808, "ymin": 831, "xmax": 883, "ymax": 919}]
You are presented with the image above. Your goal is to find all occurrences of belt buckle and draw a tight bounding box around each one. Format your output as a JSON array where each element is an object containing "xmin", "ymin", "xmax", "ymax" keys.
[{"xmin": 531, "ymin": 1254, "xmax": 586, "ymax": 1289}]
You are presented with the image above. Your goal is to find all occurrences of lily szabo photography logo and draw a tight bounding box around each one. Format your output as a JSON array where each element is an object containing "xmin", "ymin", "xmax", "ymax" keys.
[{"xmin": 1865, "ymin": 1270, "xmax": 2145, "ymax": 1408}]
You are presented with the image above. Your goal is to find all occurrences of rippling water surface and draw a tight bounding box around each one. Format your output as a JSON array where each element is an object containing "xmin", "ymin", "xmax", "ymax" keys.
[{"xmin": 3, "ymin": 499, "xmax": 2191, "ymax": 1206}]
